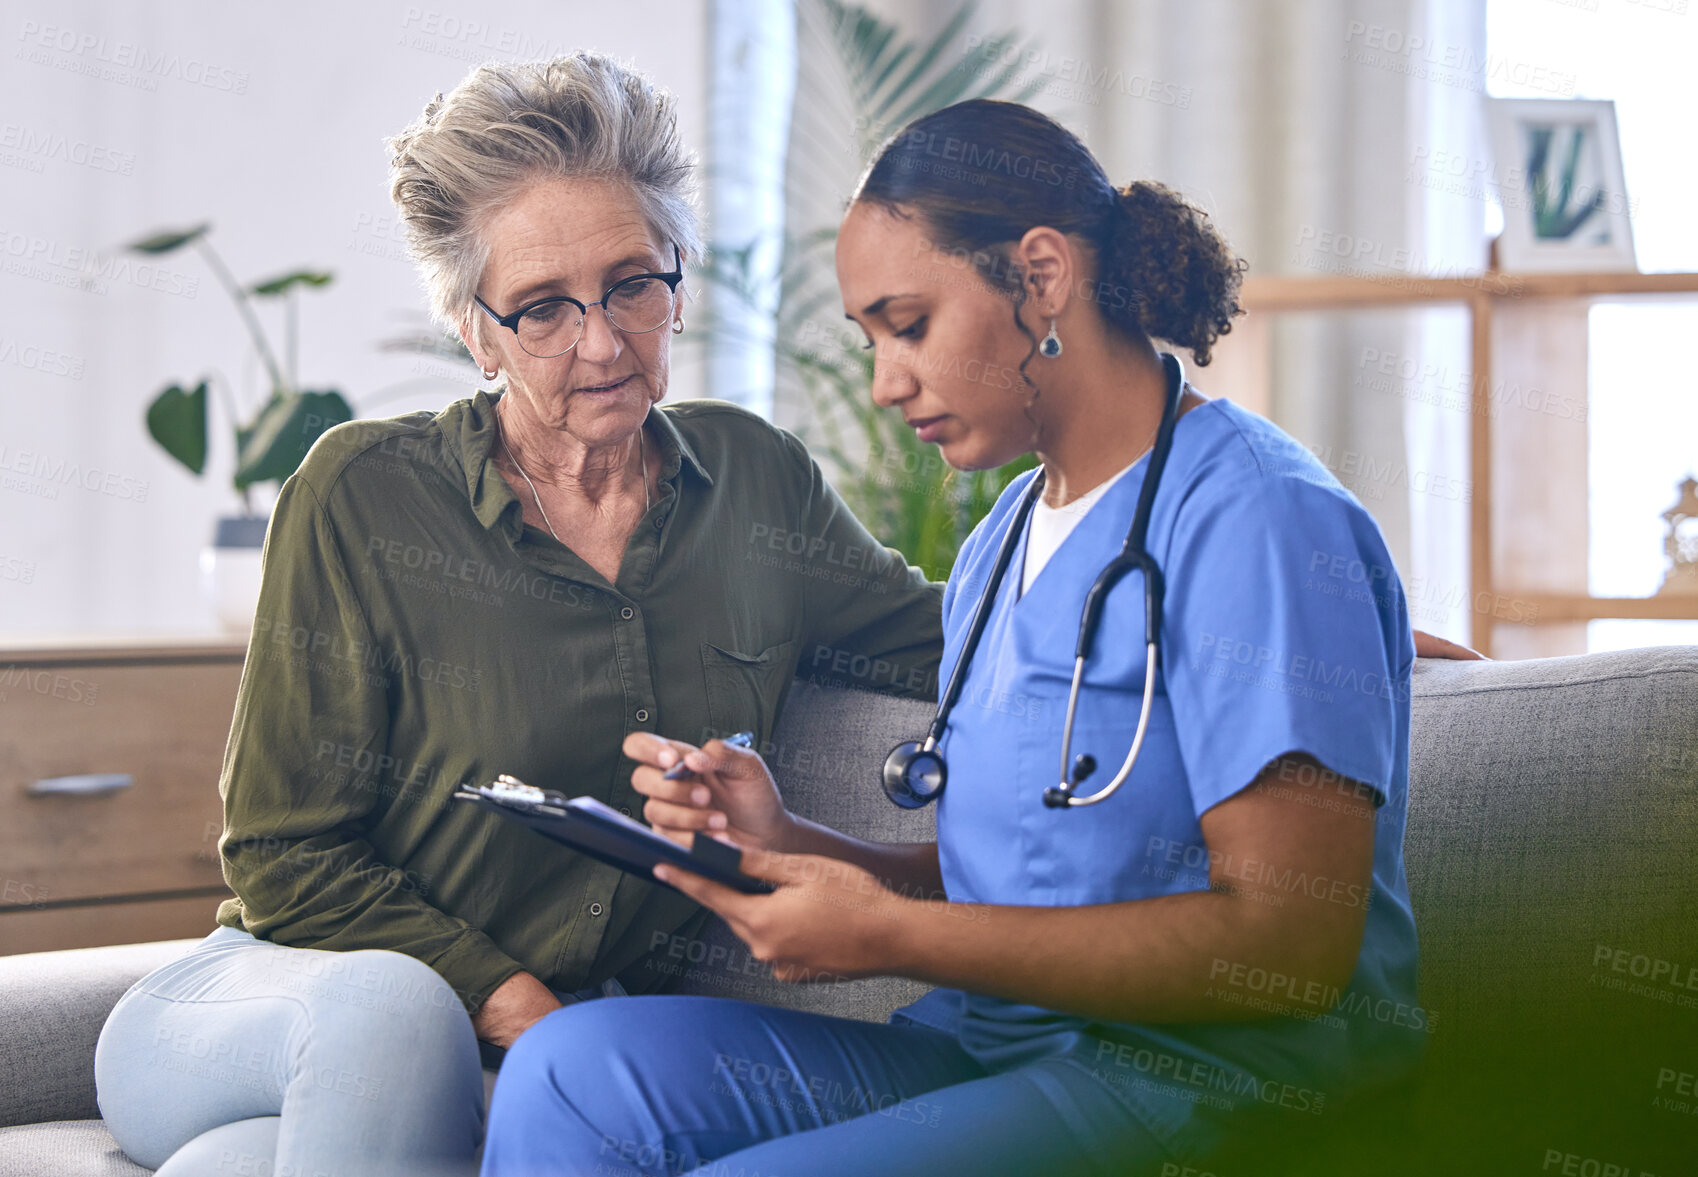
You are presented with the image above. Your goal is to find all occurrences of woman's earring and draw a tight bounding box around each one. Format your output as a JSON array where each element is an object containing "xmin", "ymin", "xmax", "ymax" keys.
[
  {"xmin": 672, "ymin": 316, "xmax": 686, "ymax": 334},
  {"xmin": 1040, "ymin": 319, "xmax": 1063, "ymax": 358},
  {"xmin": 480, "ymin": 365, "xmax": 500, "ymax": 381}
]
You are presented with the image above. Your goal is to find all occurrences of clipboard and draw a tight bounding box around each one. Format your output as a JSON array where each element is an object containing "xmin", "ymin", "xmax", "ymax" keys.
[{"xmin": 454, "ymin": 776, "xmax": 774, "ymax": 895}]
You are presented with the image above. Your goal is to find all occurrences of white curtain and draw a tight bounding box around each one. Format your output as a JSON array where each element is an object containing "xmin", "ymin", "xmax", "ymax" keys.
[{"xmin": 705, "ymin": 0, "xmax": 798, "ymax": 418}]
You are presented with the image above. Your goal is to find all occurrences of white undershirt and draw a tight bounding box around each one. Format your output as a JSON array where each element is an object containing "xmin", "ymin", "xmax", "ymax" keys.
[{"xmin": 1020, "ymin": 458, "xmax": 1141, "ymax": 596}]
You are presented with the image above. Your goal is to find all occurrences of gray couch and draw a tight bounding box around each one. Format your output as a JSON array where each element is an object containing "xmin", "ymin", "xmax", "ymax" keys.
[{"xmin": 4, "ymin": 648, "xmax": 1695, "ymax": 1176}]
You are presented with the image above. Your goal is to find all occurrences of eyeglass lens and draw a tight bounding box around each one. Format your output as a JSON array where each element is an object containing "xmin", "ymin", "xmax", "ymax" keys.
[{"xmin": 515, "ymin": 276, "xmax": 676, "ymax": 358}]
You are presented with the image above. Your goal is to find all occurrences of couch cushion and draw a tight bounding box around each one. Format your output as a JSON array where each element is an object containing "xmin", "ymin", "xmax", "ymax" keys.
[
  {"xmin": 0, "ymin": 938, "xmax": 203, "ymax": 1129},
  {"xmin": 768, "ymin": 679, "xmax": 937, "ymax": 846},
  {"xmin": 0, "ymin": 1120, "xmax": 151, "ymax": 1177},
  {"xmin": 1393, "ymin": 647, "xmax": 1696, "ymax": 1171},
  {"xmin": 666, "ymin": 680, "xmax": 937, "ymax": 1020}
]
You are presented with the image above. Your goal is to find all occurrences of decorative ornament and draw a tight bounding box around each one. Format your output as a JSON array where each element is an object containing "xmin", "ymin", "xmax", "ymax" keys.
[
  {"xmin": 1656, "ymin": 474, "xmax": 1698, "ymax": 597},
  {"xmin": 1040, "ymin": 319, "xmax": 1062, "ymax": 358}
]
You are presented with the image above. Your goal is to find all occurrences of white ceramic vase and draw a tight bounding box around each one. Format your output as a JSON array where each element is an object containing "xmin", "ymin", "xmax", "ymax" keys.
[{"xmin": 200, "ymin": 515, "xmax": 268, "ymax": 634}]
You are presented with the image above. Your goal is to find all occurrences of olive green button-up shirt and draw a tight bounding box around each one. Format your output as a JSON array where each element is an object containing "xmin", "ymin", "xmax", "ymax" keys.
[{"xmin": 215, "ymin": 391, "xmax": 942, "ymax": 1015}]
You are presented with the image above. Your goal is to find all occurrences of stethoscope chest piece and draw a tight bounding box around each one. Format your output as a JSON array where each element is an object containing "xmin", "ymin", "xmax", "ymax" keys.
[{"xmin": 882, "ymin": 742, "xmax": 947, "ymax": 809}]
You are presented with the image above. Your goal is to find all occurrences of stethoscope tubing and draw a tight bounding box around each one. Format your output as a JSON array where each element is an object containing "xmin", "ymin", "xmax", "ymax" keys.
[
  {"xmin": 887, "ymin": 352, "xmax": 1186, "ymax": 811},
  {"xmin": 1051, "ymin": 643, "xmax": 1160, "ymax": 807}
]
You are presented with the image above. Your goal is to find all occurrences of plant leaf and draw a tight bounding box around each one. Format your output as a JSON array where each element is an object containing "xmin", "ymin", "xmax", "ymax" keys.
[
  {"xmin": 127, "ymin": 224, "xmax": 211, "ymax": 254},
  {"xmin": 144, "ymin": 381, "xmax": 208, "ymax": 475},
  {"xmin": 378, "ymin": 329, "xmax": 477, "ymax": 365},
  {"xmin": 234, "ymin": 390, "xmax": 353, "ymax": 489},
  {"xmin": 876, "ymin": 2, "xmax": 975, "ymax": 116},
  {"xmin": 868, "ymin": 42, "xmax": 914, "ymax": 98},
  {"xmin": 249, "ymin": 269, "xmax": 334, "ymax": 297}
]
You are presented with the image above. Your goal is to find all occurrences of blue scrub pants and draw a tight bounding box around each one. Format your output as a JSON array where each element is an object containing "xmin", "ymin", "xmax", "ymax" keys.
[{"xmin": 480, "ymin": 996, "xmax": 1170, "ymax": 1177}]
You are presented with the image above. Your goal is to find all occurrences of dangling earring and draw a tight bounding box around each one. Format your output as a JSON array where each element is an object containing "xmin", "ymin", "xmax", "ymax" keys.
[
  {"xmin": 1039, "ymin": 319, "xmax": 1063, "ymax": 358},
  {"xmin": 672, "ymin": 316, "xmax": 686, "ymax": 334}
]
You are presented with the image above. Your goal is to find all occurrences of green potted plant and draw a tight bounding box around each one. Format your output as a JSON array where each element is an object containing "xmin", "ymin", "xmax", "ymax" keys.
[{"xmin": 129, "ymin": 223, "xmax": 353, "ymax": 629}]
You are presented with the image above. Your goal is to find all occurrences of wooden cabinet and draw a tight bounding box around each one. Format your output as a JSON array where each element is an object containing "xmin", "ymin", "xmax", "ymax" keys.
[{"xmin": 0, "ymin": 639, "xmax": 246, "ymax": 954}]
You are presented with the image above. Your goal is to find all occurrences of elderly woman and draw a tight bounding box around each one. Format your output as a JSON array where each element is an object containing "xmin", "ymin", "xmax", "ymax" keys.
[{"xmin": 90, "ymin": 54, "xmax": 942, "ymax": 1177}]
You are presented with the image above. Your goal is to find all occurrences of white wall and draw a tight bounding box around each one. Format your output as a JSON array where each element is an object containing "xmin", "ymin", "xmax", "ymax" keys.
[{"xmin": 0, "ymin": 0, "xmax": 708, "ymax": 638}]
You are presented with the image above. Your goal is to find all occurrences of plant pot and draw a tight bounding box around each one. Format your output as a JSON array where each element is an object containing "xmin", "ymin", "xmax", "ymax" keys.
[{"xmin": 201, "ymin": 515, "xmax": 268, "ymax": 633}]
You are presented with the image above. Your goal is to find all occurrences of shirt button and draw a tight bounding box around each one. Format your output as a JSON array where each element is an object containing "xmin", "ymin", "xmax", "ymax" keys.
[
  {"xmin": 589, "ymin": 902, "xmax": 604, "ymax": 917},
  {"xmin": 654, "ymin": 516, "xmax": 664, "ymax": 529},
  {"xmin": 635, "ymin": 708, "xmax": 650, "ymax": 722},
  {"xmin": 620, "ymin": 606, "xmax": 635, "ymax": 620},
  {"xmin": 618, "ymin": 806, "xmax": 631, "ymax": 817}
]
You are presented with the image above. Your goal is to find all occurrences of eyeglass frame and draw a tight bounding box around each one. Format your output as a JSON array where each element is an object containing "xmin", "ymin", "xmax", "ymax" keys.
[{"xmin": 472, "ymin": 244, "xmax": 684, "ymax": 358}]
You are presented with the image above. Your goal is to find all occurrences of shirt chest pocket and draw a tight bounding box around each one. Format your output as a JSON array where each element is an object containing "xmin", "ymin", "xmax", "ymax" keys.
[{"xmin": 699, "ymin": 639, "xmax": 797, "ymax": 748}]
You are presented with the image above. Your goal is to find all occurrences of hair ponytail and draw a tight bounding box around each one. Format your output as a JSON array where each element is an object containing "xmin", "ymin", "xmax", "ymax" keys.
[{"xmin": 1102, "ymin": 181, "xmax": 1245, "ymax": 366}]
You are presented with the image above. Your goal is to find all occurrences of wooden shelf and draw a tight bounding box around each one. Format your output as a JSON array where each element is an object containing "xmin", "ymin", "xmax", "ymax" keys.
[
  {"xmin": 1519, "ymin": 595, "xmax": 1698, "ymax": 624},
  {"xmin": 1242, "ymin": 270, "xmax": 1698, "ymax": 311},
  {"xmin": 1229, "ymin": 270, "xmax": 1698, "ymax": 656}
]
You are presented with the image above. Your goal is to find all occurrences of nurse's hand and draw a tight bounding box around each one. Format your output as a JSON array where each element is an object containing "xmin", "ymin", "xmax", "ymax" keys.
[
  {"xmin": 625, "ymin": 731, "xmax": 796, "ymax": 853},
  {"xmin": 652, "ymin": 851, "xmax": 898, "ymax": 981}
]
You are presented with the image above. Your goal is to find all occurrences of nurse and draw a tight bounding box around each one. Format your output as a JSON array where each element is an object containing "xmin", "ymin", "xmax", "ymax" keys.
[{"xmin": 481, "ymin": 99, "xmax": 1423, "ymax": 1175}]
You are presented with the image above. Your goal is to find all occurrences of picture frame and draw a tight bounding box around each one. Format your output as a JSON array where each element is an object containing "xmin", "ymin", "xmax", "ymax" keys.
[{"xmin": 1484, "ymin": 97, "xmax": 1636, "ymax": 273}]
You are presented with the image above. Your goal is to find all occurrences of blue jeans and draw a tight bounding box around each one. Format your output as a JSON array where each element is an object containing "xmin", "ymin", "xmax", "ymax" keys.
[
  {"xmin": 95, "ymin": 925, "xmax": 490, "ymax": 1177},
  {"xmin": 480, "ymin": 996, "xmax": 1169, "ymax": 1177}
]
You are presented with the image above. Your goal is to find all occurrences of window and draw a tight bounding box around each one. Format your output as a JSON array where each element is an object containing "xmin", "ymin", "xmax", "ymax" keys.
[{"xmin": 1488, "ymin": 0, "xmax": 1698, "ymax": 650}]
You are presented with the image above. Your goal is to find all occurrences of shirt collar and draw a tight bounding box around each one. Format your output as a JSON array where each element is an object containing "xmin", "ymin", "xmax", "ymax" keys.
[
  {"xmin": 454, "ymin": 389, "xmax": 714, "ymax": 538},
  {"xmin": 642, "ymin": 398, "xmax": 715, "ymax": 488}
]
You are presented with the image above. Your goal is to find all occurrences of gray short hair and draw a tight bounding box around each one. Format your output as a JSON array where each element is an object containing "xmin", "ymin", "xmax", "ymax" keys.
[{"xmin": 386, "ymin": 53, "xmax": 702, "ymax": 329}]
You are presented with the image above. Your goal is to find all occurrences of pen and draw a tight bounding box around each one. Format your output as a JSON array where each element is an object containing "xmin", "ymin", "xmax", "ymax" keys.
[{"xmin": 662, "ymin": 730, "xmax": 755, "ymax": 779}]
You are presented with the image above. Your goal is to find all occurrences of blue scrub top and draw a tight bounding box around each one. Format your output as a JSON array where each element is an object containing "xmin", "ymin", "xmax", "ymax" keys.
[{"xmin": 892, "ymin": 397, "xmax": 1424, "ymax": 1150}]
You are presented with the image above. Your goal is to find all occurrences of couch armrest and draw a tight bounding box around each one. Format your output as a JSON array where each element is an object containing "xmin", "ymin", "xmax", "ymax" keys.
[{"xmin": 0, "ymin": 939, "xmax": 202, "ymax": 1128}]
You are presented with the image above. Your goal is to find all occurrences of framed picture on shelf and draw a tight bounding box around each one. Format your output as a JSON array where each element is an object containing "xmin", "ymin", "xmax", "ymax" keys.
[{"xmin": 1485, "ymin": 97, "xmax": 1636, "ymax": 273}]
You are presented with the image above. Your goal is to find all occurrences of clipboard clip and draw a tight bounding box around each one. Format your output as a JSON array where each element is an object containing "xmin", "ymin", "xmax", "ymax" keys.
[{"xmin": 454, "ymin": 774, "xmax": 566, "ymax": 811}]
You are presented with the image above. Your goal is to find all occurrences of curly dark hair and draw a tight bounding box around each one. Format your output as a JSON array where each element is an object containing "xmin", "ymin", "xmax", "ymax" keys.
[{"xmin": 852, "ymin": 99, "xmax": 1245, "ymax": 368}]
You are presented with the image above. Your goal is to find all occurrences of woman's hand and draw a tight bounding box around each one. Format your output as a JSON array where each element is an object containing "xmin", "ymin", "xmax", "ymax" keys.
[
  {"xmin": 624, "ymin": 732, "xmax": 795, "ymax": 853},
  {"xmin": 653, "ymin": 851, "xmax": 905, "ymax": 982},
  {"xmin": 472, "ymin": 971, "xmax": 561, "ymax": 1049}
]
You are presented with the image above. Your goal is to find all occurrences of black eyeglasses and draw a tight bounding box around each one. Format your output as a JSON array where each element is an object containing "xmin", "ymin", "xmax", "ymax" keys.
[{"xmin": 473, "ymin": 244, "xmax": 683, "ymax": 359}]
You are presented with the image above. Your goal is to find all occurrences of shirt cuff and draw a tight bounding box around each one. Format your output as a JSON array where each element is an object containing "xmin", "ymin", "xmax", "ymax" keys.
[{"xmin": 428, "ymin": 926, "xmax": 527, "ymax": 1017}]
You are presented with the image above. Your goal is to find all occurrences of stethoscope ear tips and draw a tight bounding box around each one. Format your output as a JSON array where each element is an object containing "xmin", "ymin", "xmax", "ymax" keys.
[{"xmin": 1042, "ymin": 753, "xmax": 1098, "ymax": 808}]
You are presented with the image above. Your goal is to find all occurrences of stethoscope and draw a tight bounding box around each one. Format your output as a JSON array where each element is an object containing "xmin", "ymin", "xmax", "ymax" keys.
[{"xmin": 882, "ymin": 351, "xmax": 1186, "ymax": 811}]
